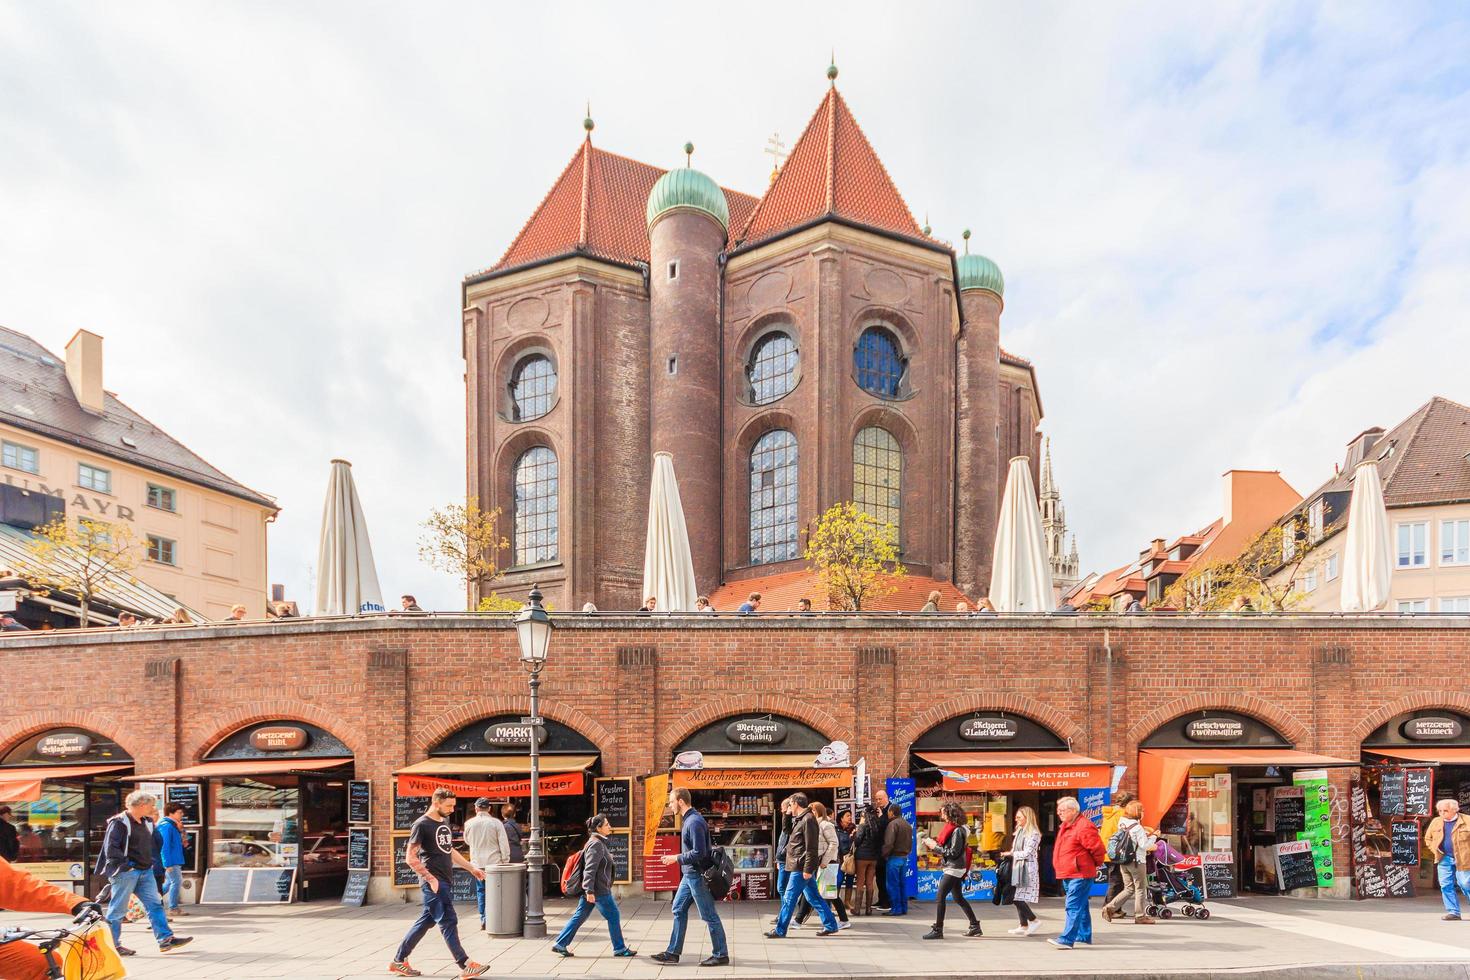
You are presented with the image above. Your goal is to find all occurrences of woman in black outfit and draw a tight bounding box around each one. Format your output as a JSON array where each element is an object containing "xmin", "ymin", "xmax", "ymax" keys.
[
  {"xmin": 922, "ymin": 802, "xmax": 981, "ymax": 939},
  {"xmin": 851, "ymin": 806, "xmax": 885, "ymax": 915}
]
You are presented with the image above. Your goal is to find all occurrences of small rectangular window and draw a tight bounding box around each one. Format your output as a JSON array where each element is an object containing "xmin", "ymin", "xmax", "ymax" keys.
[
  {"xmin": 1326, "ymin": 553, "xmax": 1339, "ymax": 581},
  {"xmin": 78, "ymin": 463, "xmax": 111, "ymax": 494},
  {"xmin": 1302, "ymin": 569, "xmax": 1317, "ymax": 593},
  {"xmin": 1439, "ymin": 597, "xmax": 1470, "ymax": 613},
  {"xmin": 1397, "ymin": 521, "xmax": 1428, "ymax": 568},
  {"xmin": 147, "ymin": 534, "xmax": 177, "ymax": 566},
  {"xmin": 1309, "ymin": 499, "xmax": 1324, "ymax": 542},
  {"xmin": 668, "ymin": 356, "xmax": 677, "ymax": 376},
  {"xmin": 147, "ymin": 483, "xmax": 177, "ymax": 513},
  {"xmin": 2, "ymin": 440, "xmax": 39, "ymax": 474},
  {"xmin": 668, "ymin": 261, "xmax": 679, "ymax": 280},
  {"xmin": 1397, "ymin": 599, "xmax": 1428, "ymax": 614}
]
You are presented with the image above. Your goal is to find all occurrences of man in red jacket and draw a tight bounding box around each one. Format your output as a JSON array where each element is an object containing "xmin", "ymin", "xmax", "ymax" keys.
[{"xmin": 1048, "ymin": 796, "xmax": 1106, "ymax": 949}]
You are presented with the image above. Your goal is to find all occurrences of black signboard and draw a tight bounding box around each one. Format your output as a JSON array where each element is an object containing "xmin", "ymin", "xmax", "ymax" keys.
[
  {"xmin": 595, "ymin": 778, "xmax": 632, "ymax": 829},
  {"xmin": 1460, "ymin": 781, "xmax": 1470, "ymax": 810},
  {"xmin": 341, "ymin": 870, "xmax": 370, "ymax": 907},
  {"xmin": 1391, "ymin": 820, "xmax": 1421, "ymax": 866},
  {"xmin": 348, "ymin": 828, "xmax": 371, "ymax": 872},
  {"xmin": 247, "ymin": 868, "xmax": 296, "ymax": 903},
  {"xmin": 393, "ymin": 835, "xmax": 417, "ymax": 887},
  {"xmin": 1273, "ymin": 793, "xmax": 1306, "ymax": 836},
  {"xmin": 182, "ymin": 830, "xmax": 200, "ymax": 874},
  {"xmin": 200, "ymin": 868, "xmax": 249, "ymax": 904},
  {"xmin": 1384, "ymin": 862, "xmax": 1415, "ymax": 897},
  {"xmin": 395, "ymin": 794, "xmax": 429, "ymax": 832},
  {"xmin": 1203, "ymin": 861, "xmax": 1235, "ymax": 898},
  {"xmin": 451, "ymin": 868, "xmax": 478, "ymax": 904},
  {"xmin": 1380, "ymin": 772, "xmax": 1407, "ymax": 816},
  {"xmin": 1277, "ymin": 844, "xmax": 1318, "ymax": 892},
  {"xmin": 606, "ymin": 832, "xmax": 631, "ymax": 884},
  {"xmin": 349, "ymin": 780, "xmax": 372, "ymax": 825},
  {"xmin": 742, "ymin": 871, "xmax": 772, "ymax": 899},
  {"xmin": 165, "ymin": 783, "xmax": 202, "ymax": 826},
  {"xmin": 1404, "ymin": 769, "xmax": 1433, "ymax": 818}
]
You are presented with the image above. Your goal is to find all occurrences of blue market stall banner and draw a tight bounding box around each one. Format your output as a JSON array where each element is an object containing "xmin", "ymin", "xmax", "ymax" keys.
[
  {"xmin": 887, "ymin": 777, "xmax": 918, "ymax": 900},
  {"xmin": 916, "ymin": 868, "xmax": 998, "ymax": 902},
  {"xmin": 1080, "ymin": 786, "xmax": 1112, "ymax": 897}
]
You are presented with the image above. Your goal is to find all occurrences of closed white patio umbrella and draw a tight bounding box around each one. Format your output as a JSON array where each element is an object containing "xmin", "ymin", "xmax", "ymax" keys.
[
  {"xmin": 989, "ymin": 456, "xmax": 1055, "ymax": 613},
  {"xmin": 315, "ymin": 459, "xmax": 386, "ymax": 615},
  {"xmin": 1340, "ymin": 458, "xmax": 1392, "ymax": 612},
  {"xmin": 641, "ymin": 452, "xmax": 698, "ymax": 612}
]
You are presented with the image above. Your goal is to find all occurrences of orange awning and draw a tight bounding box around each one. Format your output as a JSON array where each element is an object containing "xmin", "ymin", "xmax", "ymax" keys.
[
  {"xmin": 128, "ymin": 757, "xmax": 353, "ymax": 780},
  {"xmin": 1365, "ymin": 748, "xmax": 1470, "ymax": 764},
  {"xmin": 915, "ymin": 751, "xmax": 1112, "ymax": 791},
  {"xmin": 0, "ymin": 764, "xmax": 133, "ymax": 802},
  {"xmin": 1138, "ymin": 748, "xmax": 1357, "ymax": 826}
]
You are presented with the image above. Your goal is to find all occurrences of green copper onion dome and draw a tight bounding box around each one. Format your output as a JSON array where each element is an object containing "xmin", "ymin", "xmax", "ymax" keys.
[
  {"xmin": 956, "ymin": 253, "xmax": 1004, "ymax": 296},
  {"xmin": 647, "ymin": 159, "xmax": 729, "ymax": 232}
]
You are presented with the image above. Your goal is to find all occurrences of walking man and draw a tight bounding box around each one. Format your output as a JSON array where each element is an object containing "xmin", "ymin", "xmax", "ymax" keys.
[
  {"xmin": 881, "ymin": 802, "xmax": 912, "ymax": 916},
  {"xmin": 0, "ymin": 806, "xmax": 18, "ymax": 862},
  {"xmin": 154, "ymin": 802, "xmax": 188, "ymax": 918},
  {"xmin": 765, "ymin": 793, "xmax": 840, "ymax": 938},
  {"xmin": 390, "ymin": 788, "xmax": 489, "ymax": 978},
  {"xmin": 463, "ymin": 798, "xmax": 509, "ymax": 930},
  {"xmin": 651, "ymin": 787, "xmax": 730, "ymax": 966},
  {"xmin": 1426, "ymin": 798, "xmax": 1470, "ymax": 920},
  {"xmin": 1049, "ymin": 796, "xmax": 1107, "ymax": 949},
  {"xmin": 98, "ymin": 790, "xmax": 192, "ymax": 956}
]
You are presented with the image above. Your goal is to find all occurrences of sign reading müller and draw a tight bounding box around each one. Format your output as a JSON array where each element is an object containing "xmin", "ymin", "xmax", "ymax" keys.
[
  {"xmin": 249, "ymin": 726, "xmax": 309, "ymax": 752},
  {"xmin": 724, "ymin": 719, "xmax": 788, "ymax": 745},
  {"xmin": 959, "ymin": 718, "xmax": 1019, "ymax": 741},
  {"xmin": 1186, "ymin": 718, "xmax": 1246, "ymax": 741}
]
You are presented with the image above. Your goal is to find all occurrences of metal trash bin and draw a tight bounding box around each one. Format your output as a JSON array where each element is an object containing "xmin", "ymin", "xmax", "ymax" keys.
[{"xmin": 485, "ymin": 863, "xmax": 526, "ymax": 936}]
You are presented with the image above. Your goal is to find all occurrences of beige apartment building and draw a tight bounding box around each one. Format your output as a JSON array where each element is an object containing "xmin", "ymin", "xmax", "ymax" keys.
[
  {"xmin": 1273, "ymin": 396, "xmax": 1470, "ymax": 613},
  {"xmin": 0, "ymin": 327, "xmax": 277, "ymax": 620}
]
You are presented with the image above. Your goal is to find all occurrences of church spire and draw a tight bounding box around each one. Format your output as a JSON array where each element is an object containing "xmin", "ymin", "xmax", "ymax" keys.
[{"xmin": 1041, "ymin": 437, "xmax": 1056, "ymax": 497}]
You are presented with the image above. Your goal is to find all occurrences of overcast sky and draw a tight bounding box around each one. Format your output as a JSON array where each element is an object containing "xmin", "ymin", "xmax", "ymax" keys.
[{"xmin": 3, "ymin": 2, "xmax": 1468, "ymax": 609}]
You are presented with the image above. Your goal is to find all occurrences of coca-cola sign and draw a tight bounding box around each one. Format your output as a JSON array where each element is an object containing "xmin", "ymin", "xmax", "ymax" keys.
[
  {"xmin": 1185, "ymin": 719, "xmax": 1246, "ymax": 742},
  {"xmin": 249, "ymin": 726, "xmax": 309, "ymax": 752},
  {"xmin": 1403, "ymin": 717, "xmax": 1463, "ymax": 741},
  {"xmin": 959, "ymin": 718, "xmax": 1018, "ymax": 741},
  {"xmin": 725, "ymin": 719, "xmax": 787, "ymax": 745},
  {"xmin": 36, "ymin": 733, "xmax": 91, "ymax": 758},
  {"xmin": 484, "ymin": 723, "xmax": 546, "ymax": 747}
]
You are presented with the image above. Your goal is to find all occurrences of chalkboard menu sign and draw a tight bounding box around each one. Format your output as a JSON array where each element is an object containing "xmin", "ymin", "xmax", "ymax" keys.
[
  {"xmin": 200, "ymin": 868, "xmax": 250, "ymax": 904},
  {"xmin": 247, "ymin": 868, "xmax": 296, "ymax": 903},
  {"xmin": 202, "ymin": 867, "xmax": 297, "ymax": 904},
  {"xmin": 1458, "ymin": 781, "xmax": 1470, "ymax": 810},
  {"xmin": 1391, "ymin": 820, "xmax": 1421, "ymax": 866},
  {"xmin": 643, "ymin": 834, "xmax": 682, "ymax": 891},
  {"xmin": 1379, "ymin": 771, "xmax": 1407, "ymax": 816},
  {"xmin": 451, "ymin": 868, "xmax": 477, "ymax": 904},
  {"xmin": 595, "ymin": 778, "xmax": 632, "ymax": 829},
  {"xmin": 1202, "ymin": 855, "xmax": 1235, "ymax": 898},
  {"xmin": 1273, "ymin": 788, "xmax": 1305, "ymax": 836},
  {"xmin": 182, "ymin": 830, "xmax": 200, "ymax": 874},
  {"xmin": 1275, "ymin": 840, "xmax": 1318, "ymax": 892},
  {"xmin": 348, "ymin": 828, "xmax": 371, "ymax": 872},
  {"xmin": 1384, "ymin": 862, "xmax": 1415, "ymax": 897},
  {"xmin": 742, "ymin": 871, "xmax": 772, "ymax": 899},
  {"xmin": 393, "ymin": 835, "xmax": 416, "ymax": 887},
  {"xmin": 349, "ymin": 780, "xmax": 372, "ymax": 825},
  {"xmin": 165, "ymin": 783, "xmax": 202, "ymax": 826},
  {"xmin": 1404, "ymin": 769, "xmax": 1433, "ymax": 817},
  {"xmin": 341, "ymin": 870, "xmax": 370, "ymax": 907},
  {"xmin": 395, "ymin": 793, "xmax": 429, "ymax": 831},
  {"xmin": 606, "ymin": 831, "xmax": 631, "ymax": 884}
]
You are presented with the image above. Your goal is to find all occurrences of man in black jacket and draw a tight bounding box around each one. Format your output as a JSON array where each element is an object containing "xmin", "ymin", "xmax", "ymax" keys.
[
  {"xmin": 765, "ymin": 793, "xmax": 840, "ymax": 938},
  {"xmin": 0, "ymin": 806, "xmax": 18, "ymax": 862},
  {"xmin": 98, "ymin": 791, "xmax": 192, "ymax": 957}
]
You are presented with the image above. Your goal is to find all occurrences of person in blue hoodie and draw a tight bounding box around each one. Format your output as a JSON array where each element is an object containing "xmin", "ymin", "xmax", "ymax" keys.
[{"xmin": 152, "ymin": 802, "xmax": 188, "ymax": 918}]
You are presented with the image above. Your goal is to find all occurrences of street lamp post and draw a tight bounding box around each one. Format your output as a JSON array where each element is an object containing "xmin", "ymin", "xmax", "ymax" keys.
[{"xmin": 515, "ymin": 584, "xmax": 553, "ymax": 939}]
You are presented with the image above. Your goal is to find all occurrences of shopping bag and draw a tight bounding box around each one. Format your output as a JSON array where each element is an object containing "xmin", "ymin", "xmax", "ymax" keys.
[
  {"xmin": 816, "ymin": 862, "xmax": 839, "ymax": 900},
  {"xmin": 56, "ymin": 919, "xmax": 128, "ymax": 980}
]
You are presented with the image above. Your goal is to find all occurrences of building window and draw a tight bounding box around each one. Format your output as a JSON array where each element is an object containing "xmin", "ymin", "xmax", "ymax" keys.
[
  {"xmin": 1397, "ymin": 521, "xmax": 1428, "ymax": 568},
  {"xmin": 853, "ymin": 326, "xmax": 906, "ymax": 398},
  {"xmin": 1302, "ymin": 568, "xmax": 1317, "ymax": 593},
  {"xmin": 1442, "ymin": 519, "xmax": 1470, "ymax": 566},
  {"xmin": 668, "ymin": 261, "xmax": 679, "ymax": 280},
  {"xmin": 2, "ymin": 440, "xmax": 38, "ymax": 474},
  {"xmin": 747, "ymin": 332, "xmax": 798, "ymax": 405},
  {"xmin": 1397, "ymin": 599, "xmax": 1429, "ymax": 614},
  {"xmin": 1326, "ymin": 553, "xmax": 1340, "ymax": 581},
  {"xmin": 512, "ymin": 446, "xmax": 558, "ymax": 565},
  {"xmin": 1439, "ymin": 596, "xmax": 1470, "ymax": 613},
  {"xmin": 508, "ymin": 354, "xmax": 557, "ymax": 422},
  {"xmin": 1282, "ymin": 525, "xmax": 1298, "ymax": 563},
  {"xmin": 1309, "ymin": 499, "xmax": 1324, "ymax": 542},
  {"xmin": 853, "ymin": 426, "xmax": 901, "ymax": 547},
  {"xmin": 78, "ymin": 463, "xmax": 111, "ymax": 494},
  {"xmin": 749, "ymin": 429, "xmax": 798, "ymax": 565},
  {"xmin": 147, "ymin": 484, "xmax": 177, "ymax": 513},
  {"xmin": 147, "ymin": 534, "xmax": 178, "ymax": 566}
]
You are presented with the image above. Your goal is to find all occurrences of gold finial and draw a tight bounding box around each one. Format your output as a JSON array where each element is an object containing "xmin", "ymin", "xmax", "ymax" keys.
[
  {"xmin": 827, "ymin": 51, "xmax": 838, "ymax": 84},
  {"xmin": 764, "ymin": 132, "xmax": 787, "ymax": 185},
  {"xmin": 583, "ymin": 102, "xmax": 594, "ymax": 134}
]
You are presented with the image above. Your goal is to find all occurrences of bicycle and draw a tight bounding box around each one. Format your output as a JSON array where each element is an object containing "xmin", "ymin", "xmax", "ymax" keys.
[{"xmin": 0, "ymin": 903, "xmax": 126, "ymax": 979}]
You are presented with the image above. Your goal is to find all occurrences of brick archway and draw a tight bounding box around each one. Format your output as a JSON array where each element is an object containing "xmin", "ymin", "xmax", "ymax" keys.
[
  {"xmin": 659, "ymin": 696, "xmax": 855, "ymax": 757},
  {"xmin": 191, "ymin": 702, "xmax": 364, "ymax": 763},
  {"xmin": 1125, "ymin": 693, "xmax": 1309, "ymax": 749},
  {"xmin": 0, "ymin": 711, "xmax": 143, "ymax": 761},
  {"xmin": 412, "ymin": 695, "xmax": 614, "ymax": 757},
  {"xmin": 1350, "ymin": 692, "xmax": 1470, "ymax": 745},
  {"xmin": 896, "ymin": 693, "xmax": 1088, "ymax": 753}
]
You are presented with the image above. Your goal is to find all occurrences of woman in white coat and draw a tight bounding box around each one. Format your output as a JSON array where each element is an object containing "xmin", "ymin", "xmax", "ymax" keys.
[{"xmin": 1001, "ymin": 806, "xmax": 1042, "ymax": 935}]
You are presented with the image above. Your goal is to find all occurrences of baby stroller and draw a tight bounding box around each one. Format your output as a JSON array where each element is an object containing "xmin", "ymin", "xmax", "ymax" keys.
[{"xmin": 1146, "ymin": 839, "xmax": 1210, "ymax": 920}]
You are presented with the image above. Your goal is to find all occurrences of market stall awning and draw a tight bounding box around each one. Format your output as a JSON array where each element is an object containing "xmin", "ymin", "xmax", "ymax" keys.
[
  {"xmin": 915, "ymin": 750, "xmax": 1111, "ymax": 791},
  {"xmin": 1364, "ymin": 748, "xmax": 1470, "ymax": 765},
  {"xmin": 671, "ymin": 754, "xmax": 852, "ymax": 790},
  {"xmin": 0, "ymin": 764, "xmax": 133, "ymax": 803},
  {"xmin": 395, "ymin": 755, "xmax": 597, "ymax": 776},
  {"xmin": 1138, "ymin": 748, "xmax": 1358, "ymax": 827},
  {"xmin": 128, "ymin": 757, "xmax": 353, "ymax": 780}
]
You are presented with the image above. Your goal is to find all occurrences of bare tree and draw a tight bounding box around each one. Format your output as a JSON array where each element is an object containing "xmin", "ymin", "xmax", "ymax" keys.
[{"xmin": 16, "ymin": 518, "xmax": 141, "ymax": 627}]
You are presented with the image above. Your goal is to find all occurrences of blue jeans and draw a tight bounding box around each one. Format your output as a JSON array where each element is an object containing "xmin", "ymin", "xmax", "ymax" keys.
[
  {"xmin": 163, "ymin": 865, "xmax": 183, "ymax": 911},
  {"xmin": 1438, "ymin": 856, "xmax": 1470, "ymax": 915},
  {"xmin": 105, "ymin": 869, "xmax": 172, "ymax": 947},
  {"xmin": 395, "ymin": 881, "xmax": 468, "ymax": 967},
  {"xmin": 1057, "ymin": 877, "xmax": 1093, "ymax": 946},
  {"xmin": 665, "ymin": 871, "xmax": 728, "ymax": 958},
  {"xmin": 773, "ymin": 870, "xmax": 838, "ymax": 935},
  {"xmin": 776, "ymin": 865, "xmax": 788, "ymax": 897},
  {"xmin": 885, "ymin": 857, "xmax": 909, "ymax": 914},
  {"xmin": 474, "ymin": 876, "xmax": 486, "ymax": 926},
  {"xmin": 555, "ymin": 892, "xmax": 628, "ymax": 952}
]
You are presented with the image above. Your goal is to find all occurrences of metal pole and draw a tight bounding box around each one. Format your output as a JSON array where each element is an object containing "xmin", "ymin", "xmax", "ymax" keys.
[{"xmin": 523, "ymin": 666, "xmax": 546, "ymax": 938}]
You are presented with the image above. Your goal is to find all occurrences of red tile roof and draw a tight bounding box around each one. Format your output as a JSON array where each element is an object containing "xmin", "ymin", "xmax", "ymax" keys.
[
  {"xmin": 709, "ymin": 568, "xmax": 972, "ymax": 612},
  {"xmin": 735, "ymin": 87, "xmax": 923, "ymax": 247}
]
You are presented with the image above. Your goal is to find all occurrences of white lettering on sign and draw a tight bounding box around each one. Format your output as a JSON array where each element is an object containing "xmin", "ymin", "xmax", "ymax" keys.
[
  {"xmin": 1185, "ymin": 719, "xmax": 1246, "ymax": 741},
  {"xmin": 36, "ymin": 733, "xmax": 92, "ymax": 757},
  {"xmin": 1403, "ymin": 717, "xmax": 1463, "ymax": 741},
  {"xmin": 724, "ymin": 720, "xmax": 788, "ymax": 744},
  {"xmin": 959, "ymin": 718, "xmax": 1019, "ymax": 741}
]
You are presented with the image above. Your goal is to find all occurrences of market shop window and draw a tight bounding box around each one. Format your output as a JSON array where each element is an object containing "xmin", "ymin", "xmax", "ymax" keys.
[
  {"xmin": 852, "ymin": 426, "xmax": 902, "ymax": 548},
  {"xmin": 853, "ymin": 326, "xmax": 908, "ymax": 399},
  {"xmin": 746, "ymin": 330, "xmax": 799, "ymax": 405},
  {"xmin": 512, "ymin": 446, "xmax": 558, "ymax": 565},
  {"xmin": 210, "ymin": 777, "xmax": 299, "ymax": 869},
  {"xmin": 749, "ymin": 429, "xmax": 798, "ymax": 565},
  {"xmin": 1440, "ymin": 596, "xmax": 1470, "ymax": 613},
  {"xmin": 1442, "ymin": 519, "xmax": 1470, "ymax": 566},
  {"xmin": 147, "ymin": 534, "xmax": 178, "ymax": 566},
  {"xmin": 1396, "ymin": 521, "xmax": 1428, "ymax": 568},
  {"xmin": 2, "ymin": 440, "xmax": 39, "ymax": 474},
  {"xmin": 508, "ymin": 354, "xmax": 557, "ymax": 422},
  {"xmin": 1397, "ymin": 599, "xmax": 1429, "ymax": 614},
  {"xmin": 147, "ymin": 483, "xmax": 177, "ymax": 513},
  {"xmin": 78, "ymin": 462, "xmax": 111, "ymax": 494},
  {"xmin": 5, "ymin": 782, "xmax": 86, "ymax": 869}
]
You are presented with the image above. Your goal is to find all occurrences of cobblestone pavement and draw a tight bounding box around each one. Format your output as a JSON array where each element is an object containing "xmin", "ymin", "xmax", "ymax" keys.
[{"xmin": 6, "ymin": 894, "xmax": 1470, "ymax": 978}]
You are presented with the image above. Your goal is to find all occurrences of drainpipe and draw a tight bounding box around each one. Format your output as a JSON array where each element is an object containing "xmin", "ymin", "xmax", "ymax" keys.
[{"xmin": 1104, "ymin": 628, "xmax": 1114, "ymax": 765}]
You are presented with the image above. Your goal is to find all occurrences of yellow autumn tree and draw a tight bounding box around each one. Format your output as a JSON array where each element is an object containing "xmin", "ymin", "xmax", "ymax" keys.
[
  {"xmin": 418, "ymin": 499, "xmax": 509, "ymax": 611},
  {"xmin": 1162, "ymin": 515, "xmax": 1324, "ymax": 612},
  {"xmin": 16, "ymin": 518, "xmax": 141, "ymax": 627},
  {"xmin": 804, "ymin": 502, "xmax": 905, "ymax": 611}
]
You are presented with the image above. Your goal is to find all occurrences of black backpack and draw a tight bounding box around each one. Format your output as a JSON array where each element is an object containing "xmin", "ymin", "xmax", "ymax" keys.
[
  {"xmin": 1106, "ymin": 827, "xmax": 1137, "ymax": 865},
  {"xmin": 702, "ymin": 845, "xmax": 735, "ymax": 900}
]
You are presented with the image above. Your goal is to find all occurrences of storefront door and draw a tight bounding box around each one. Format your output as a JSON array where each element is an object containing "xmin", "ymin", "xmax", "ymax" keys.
[{"xmin": 85, "ymin": 783, "xmax": 122, "ymax": 898}]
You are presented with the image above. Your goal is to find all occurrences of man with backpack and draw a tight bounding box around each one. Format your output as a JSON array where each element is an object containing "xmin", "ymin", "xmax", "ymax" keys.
[
  {"xmin": 764, "ymin": 793, "xmax": 840, "ymax": 938},
  {"xmin": 97, "ymin": 790, "xmax": 192, "ymax": 957},
  {"xmin": 551, "ymin": 814, "xmax": 636, "ymax": 958},
  {"xmin": 1101, "ymin": 800, "xmax": 1157, "ymax": 925},
  {"xmin": 650, "ymin": 787, "xmax": 730, "ymax": 966}
]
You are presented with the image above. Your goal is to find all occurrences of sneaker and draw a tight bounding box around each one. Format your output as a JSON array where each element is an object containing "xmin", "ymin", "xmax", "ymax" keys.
[
  {"xmin": 699, "ymin": 955, "xmax": 730, "ymax": 966},
  {"xmin": 457, "ymin": 963, "xmax": 489, "ymax": 979},
  {"xmin": 388, "ymin": 963, "xmax": 422, "ymax": 977},
  {"xmin": 551, "ymin": 945, "xmax": 573, "ymax": 957},
  {"xmin": 649, "ymin": 951, "xmax": 680, "ymax": 964},
  {"xmin": 1445, "ymin": 913, "xmax": 1462, "ymax": 921},
  {"xmin": 965, "ymin": 923, "xmax": 982, "ymax": 937},
  {"xmin": 613, "ymin": 948, "xmax": 638, "ymax": 957},
  {"xmin": 816, "ymin": 928, "xmax": 837, "ymax": 937},
  {"xmin": 159, "ymin": 936, "xmax": 193, "ymax": 953},
  {"xmin": 874, "ymin": 904, "xmax": 892, "ymax": 911},
  {"xmin": 1007, "ymin": 926, "xmax": 1026, "ymax": 936},
  {"xmin": 1047, "ymin": 938, "xmax": 1073, "ymax": 950},
  {"xmin": 116, "ymin": 946, "xmax": 136, "ymax": 957},
  {"xmin": 763, "ymin": 929, "xmax": 786, "ymax": 939},
  {"xmin": 1024, "ymin": 920, "xmax": 1042, "ymax": 936},
  {"xmin": 838, "ymin": 921, "xmax": 852, "ymax": 930}
]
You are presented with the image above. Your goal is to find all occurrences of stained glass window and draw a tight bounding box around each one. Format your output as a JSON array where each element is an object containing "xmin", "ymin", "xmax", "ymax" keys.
[
  {"xmin": 853, "ymin": 326, "xmax": 905, "ymax": 398},
  {"xmin": 513, "ymin": 446, "xmax": 558, "ymax": 565},
  {"xmin": 853, "ymin": 427, "xmax": 901, "ymax": 546},
  {"xmin": 750, "ymin": 430, "xmax": 798, "ymax": 565}
]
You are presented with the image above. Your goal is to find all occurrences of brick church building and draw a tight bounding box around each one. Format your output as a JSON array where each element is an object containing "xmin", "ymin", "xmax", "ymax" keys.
[{"xmin": 462, "ymin": 68, "xmax": 1043, "ymax": 610}]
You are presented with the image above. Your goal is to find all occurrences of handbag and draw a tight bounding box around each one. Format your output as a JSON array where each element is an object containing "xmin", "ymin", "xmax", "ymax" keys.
[
  {"xmin": 840, "ymin": 853, "xmax": 855, "ymax": 876},
  {"xmin": 56, "ymin": 918, "xmax": 128, "ymax": 980},
  {"xmin": 816, "ymin": 862, "xmax": 840, "ymax": 899}
]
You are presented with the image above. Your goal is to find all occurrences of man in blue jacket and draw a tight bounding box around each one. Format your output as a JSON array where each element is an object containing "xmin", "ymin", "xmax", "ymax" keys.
[
  {"xmin": 650, "ymin": 788, "xmax": 729, "ymax": 967},
  {"xmin": 152, "ymin": 802, "xmax": 188, "ymax": 918}
]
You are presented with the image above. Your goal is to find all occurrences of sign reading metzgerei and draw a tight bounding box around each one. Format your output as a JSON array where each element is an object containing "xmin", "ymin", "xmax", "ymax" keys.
[
  {"xmin": 959, "ymin": 718, "xmax": 1018, "ymax": 741},
  {"xmin": 1185, "ymin": 718, "xmax": 1246, "ymax": 742},
  {"xmin": 36, "ymin": 733, "xmax": 92, "ymax": 758},
  {"xmin": 1403, "ymin": 717, "xmax": 1463, "ymax": 741},
  {"xmin": 484, "ymin": 723, "xmax": 547, "ymax": 748},
  {"xmin": 725, "ymin": 719, "xmax": 787, "ymax": 745},
  {"xmin": 250, "ymin": 726, "xmax": 309, "ymax": 752}
]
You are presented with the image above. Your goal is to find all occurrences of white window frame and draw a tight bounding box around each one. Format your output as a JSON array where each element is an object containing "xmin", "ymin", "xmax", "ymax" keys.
[
  {"xmin": 147, "ymin": 534, "xmax": 178, "ymax": 566},
  {"xmin": 1282, "ymin": 526, "xmax": 1298, "ymax": 563},
  {"xmin": 1326, "ymin": 552, "xmax": 1340, "ymax": 581},
  {"xmin": 1438, "ymin": 596, "xmax": 1470, "ymax": 614},
  {"xmin": 2, "ymin": 440, "xmax": 39, "ymax": 474},
  {"xmin": 1397, "ymin": 521, "xmax": 1428, "ymax": 568},
  {"xmin": 1441, "ymin": 519, "xmax": 1470, "ymax": 567},
  {"xmin": 1302, "ymin": 568, "xmax": 1318, "ymax": 593},
  {"xmin": 146, "ymin": 483, "xmax": 177, "ymax": 513},
  {"xmin": 1397, "ymin": 599, "xmax": 1429, "ymax": 614},
  {"xmin": 77, "ymin": 462, "xmax": 111, "ymax": 494},
  {"xmin": 1309, "ymin": 499, "xmax": 1324, "ymax": 543}
]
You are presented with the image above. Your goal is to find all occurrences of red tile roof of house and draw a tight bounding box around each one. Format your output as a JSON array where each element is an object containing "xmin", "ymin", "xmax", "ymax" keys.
[
  {"xmin": 709, "ymin": 568, "xmax": 972, "ymax": 612},
  {"xmin": 735, "ymin": 87, "xmax": 923, "ymax": 247}
]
